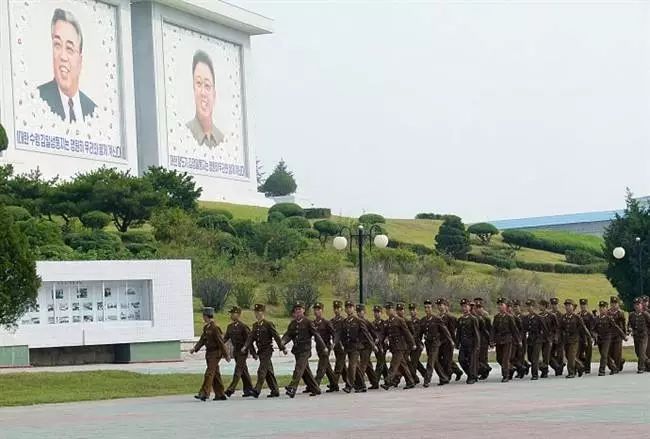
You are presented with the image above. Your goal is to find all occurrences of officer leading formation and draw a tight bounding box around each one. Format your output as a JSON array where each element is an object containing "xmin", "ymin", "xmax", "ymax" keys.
[{"xmin": 189, "ymin": 295, "xmax": 650, "ymax": 400}]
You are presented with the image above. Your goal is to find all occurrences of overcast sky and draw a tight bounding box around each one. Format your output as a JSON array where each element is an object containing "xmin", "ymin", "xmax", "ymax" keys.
[{"xmin": 233, "ymin": 0, "xmax": 650, "ymax": 222}]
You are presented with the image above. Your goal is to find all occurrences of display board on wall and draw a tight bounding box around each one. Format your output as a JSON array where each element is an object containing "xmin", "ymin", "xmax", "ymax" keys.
[
  {"xmin": 8, "ymin": 0, "xmax": 125, "ymax": 161},
  {"xmin": 162, "ymin": 21, "xmax": 248, "ymax": 180}
]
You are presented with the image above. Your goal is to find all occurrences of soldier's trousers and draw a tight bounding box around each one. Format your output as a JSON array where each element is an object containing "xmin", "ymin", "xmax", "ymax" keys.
[
  {"xmin": 478, "ymin": 338, "xmax": 491, "ymax": 377},
  {"xmin": 550, "ymin": 341, "xmax": 565, "ymax": 373},
  {"xmin": 374, "ymin": 350, "xmax": 389, "ymax": 380},
  {"xmin": 439, "ymin": 341, "xmax": 461, "ymax": 378},
  {"xmin": 527, "ymin": 342, "xmax": 542, "ymax": 377},
  {"xmin": 540, "ymin": 340, "xmax": 552, "ymax": 373},
  {"xmin": 633, "ymin": 335, "xmax": 648, "ymax": 372},
  {"xmin": 227, "ymin": 352, "xmax": 253, "ymax": 392},
  {"xmin": 343, "ymin": 350, "xmax": 360, "ymax": 390},
  {"xmin": 200, "ymin": 352, "xmax": 225, "ymax": 398},
  {"xmin": 511, "ymin": 339, "xmax": 526, "ymax": 372},
  {"xmin": 387, "ymin": 350, "xmax": 414, "ymax": 386},
  {"xmin": 333, "ymin": 345, "xmax": 348, "ymax": 386},
  {"xmin": 315, "ymin": 348, "xmax": 337, "ymax": 388},
  {"xmin": 288, "ymin": 351, "xmax": 319, "ymax": 391},
  {"xmin": 578, "ymin": 336, "xmax": 593, "ymax": 373},
  {"xmin": 425, "ymin": 342, "xmax": 448, "ymax": 384},
  {"xmin": 609, "ymin": 336, "xmax": 624, "ymax": 370},
  {"xmin": 254, "ymin": 350, "xmax": 279, "ymax": 393},
  {"xmin": 409, "ymin": 346, "xmax": 427, "ymax": 381},
  {"xmin": 458, "ymin": 342, "xmax": 478, "ymax": 381},
  {"xmin": 597, "ymin": 339, "xmax": 617, "ymax": 374},
  {"xmin": 355, "ymin": 347, "xmax": 378, "ymax": 389},
  {"xmin": 495, "ymin": 343, "xmax": 512, "ymax": 378},
  {"xmin": 564, "ymin": 341, "xmax": 583, "ymax": 376},
  {"xmin": 646, "ymin": 338, "xmax": 650, "ymax": 371}
]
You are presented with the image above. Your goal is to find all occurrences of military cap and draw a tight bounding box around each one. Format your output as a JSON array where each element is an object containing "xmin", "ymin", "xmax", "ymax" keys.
[
  {"xmin": 423, "ymin": 299, "xmax": 433, "ymax": 306},
  {"xmin": 610, "ymin": 296, "xmax": 619, "ymax": 304},
  {"xmin": 469, "ymin": 302, "xmax": 476, "ymax": 307},
  {"xmin": 408, "ymin": 303, "xmax": 417, "ymax": 310},
  {"xmin": 538, "ymin": 299, "xmax": 549, "ymax": 307},
  {"xmin": 550, "ymin": 298, "xmax": 559, "ymax": 305},
  {"xmin": 642, "ymin": 295, "xmax": 649, "ymax": 302},
  {"xmin": 525, "ymin": 299, "xmax": 536, "ymax": 306},
  {"xmin": 511, "ymin": 299, "xmax": 520, "ymax": 306},
  {"xmin": 333, "ymin": 300, "xmax": 343, "ymax": 309},
  {"xmin": 396, "ymin": 302, "xmax": 405, "ymax": 311},
  {"xmin": 373, "ymin": 305, "xmax": 382, "ymax": 312},
  {"xmin": 345, "ymin": 300, "xmax": 355, "ymax": 308},
  {"xmin": 202, "ymin": 307, "xmax": 215, "ymax": 317},
  {"xmin": 579, "ymin": 299, "xmax": 588, "ymax": 305},
  {"xmin": 356, "ymin": 304, "xmax": 366, "ymax": 312},
  {"xmin": 496, "ymin": 297, "xmax": 506, "ymax": 305},
  {"xmin": 435, "ymin": 298, "xmax": 445, "ymax": 305},
  {"xmin": 229, "ymin": 306, "xmax": 241, "ymax": 314},
  {"xmin": 384, "ymin": 301, "xmax": 394, "ymax": 309},
  {"xmin": 460, "ymin": 298, "xmax": 470, "ymax": 306},
  {"xmin": 292, "ymin": 301, "xmax": 305, "ymax": 311},
  {"xmin": 598, "ymin": 300, "xmax": 608, "ymax": 307},
  {"xmin": 313, "ymin": 302, "xmax": 324, "ymax": 310},
  {"xmin": 564, "ymin": 299, "xmax": 575, "ymax": 306},
  {"xmin": 633, "ymin": 297, "xmax": 642, "ymax": 304},
  {"xmin": 473, "ymin": 297, "xmax": 484, "ymax": 303},
  {"xmin": 253, "ymin": 303, "xmax": 265, "ymax": 312}
]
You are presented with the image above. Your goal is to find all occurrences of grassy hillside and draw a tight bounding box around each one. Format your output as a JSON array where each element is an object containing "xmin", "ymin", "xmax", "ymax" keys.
[{"xmin": 529, "ymin": 230, "xmax": 604, "ymax": 255}]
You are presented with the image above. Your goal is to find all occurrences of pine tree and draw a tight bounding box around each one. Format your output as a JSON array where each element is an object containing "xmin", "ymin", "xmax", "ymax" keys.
[{"xmin": 259, "ymin": 159, "xmax": 297, "ymax": 196}]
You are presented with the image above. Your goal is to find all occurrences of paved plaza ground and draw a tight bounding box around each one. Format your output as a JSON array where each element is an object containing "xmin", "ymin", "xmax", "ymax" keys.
[{"xmin": 1, "ymin": 363, "xmax": 649, "ymax": 439}]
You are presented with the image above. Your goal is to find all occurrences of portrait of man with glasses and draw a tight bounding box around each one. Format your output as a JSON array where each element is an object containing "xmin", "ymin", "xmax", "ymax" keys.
[{"xmin": 185, "ymin": 50, "xmax": 224, "ymax": 149}]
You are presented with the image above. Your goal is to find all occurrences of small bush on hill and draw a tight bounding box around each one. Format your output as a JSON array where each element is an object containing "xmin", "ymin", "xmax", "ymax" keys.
[
  {"xmin": 467, "ymin": 222, "xmax": 499, "ymax": 244},
  {"xmin": 283, "ymin": 281, "xmax": 319, "ymax": 316},
  {"xmin": 232, "ymin": 278, "xmax": 257, "ymax": 309},
  {"xmin": 283, "ymin": 216, "xmax": 311, "ymax": 230},
  {"xmin": 269, "ymin": 202, "xmax": 304, "ymax": 218},
  {"xmin": 304, "ymin": 208, "xmax": 331, "ymax": 219},
  {"xmin": 195, "ymin": 277, "xmax": 231, "ymax": 312},
  {"xmin": 565, "ymin": 249, "xmax": 603, "ymax": 265},
  {"xmin": 359, "ymin": 213, "xmax": 385, "ymax": 225},
  {"xmin": 80, "ymin": 211, "xmax": 111, "ymax": 230},
  {"xmin": 4, "ymin": 206, "xmax": 31, "ymax": 222},
  {"xmin": 197, "ymin": 207, "xmax": 233, "ymax": 220}
]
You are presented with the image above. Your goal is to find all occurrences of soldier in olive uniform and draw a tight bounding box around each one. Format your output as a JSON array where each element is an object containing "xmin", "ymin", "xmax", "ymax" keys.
[
  {"xmin": 538, "ymin": 299, "xmax": 557, "ymax": 378},
  {"xmin": 372, "ymin": 305, "xmax": 389, "ymax": 381},
  {"xmin": 608, "ymin": 296, "xmax": 626, "ymax": 372},
  {"xmin": 522, "ymin": 299, "xmax": 547, "ymax": 380},
  {"xmin": 224, "ymin": 306, "xmax": 255, "ymax": 397},
  {"xmin": 312, "ymin": 302, "xmax": 338, "ymax": 391},
  {"xmin": 627, "ymin": 297, "xmax": 650, "ymax": 373},
  {"xmin": 560, "ymin": 299, "xmax": 591, "ymax": 378},
  {"xmin": 577, "ymin": 298, "xmax": 595, "ymax": 374},
  {"xmin": 244, "ymin": 304, "xmax": 287, "ymax": 398},
  {"xmin": 456, "ymin": 299, "xmax": 481, "ymax": 384},
  {"xmin": 406, "ymin": 303, "xmax": 428, "ymax": 384},
  {"xmin": 510, "ymin": 300, "xmax": 529, "ymax": 379},
  {"xmin": 355, "ymin": 304, "xmax": 379, "ymax": 390},
  {"xmin": 437, "ymin": 298, "xmax": 464, "ymax": 381},
  {"xmin": 330, "ymin": 300, "xmax": 348, "ymax": 388},
  {"xmin": 549, "ymin": 297, "xmax": 565, "ymax": 376},
  {"xmin": 592, "ymin": 300, "xmax": 625, "ymax": 376},
  {"xmin": 419, "ymin": 299, "xmax": 454, "ymax": 386},
  {"xmin": 190, "ymin": 307, "xmax": 231, "ymax": 401},
  {"xmin": 490, "ymin": 297, "xmax": 520, "ymax": 382},
  {"xmin": 643, "ymin": 296, "xmax": 650, "ymax": 369},
  {"xmin": 381, "ymin": 302, "xmax": 417, "ymax": 390},
  {"xmin": 282, "ymin": 302, "xmax": 327, "ymax": 398},
  {"xmin": 473, "ymin": 297, "xmax": 492, "ymax": 380},
  {"xmin": 334, "ymin": 301, "xmax": 375, "ymax": 393}
]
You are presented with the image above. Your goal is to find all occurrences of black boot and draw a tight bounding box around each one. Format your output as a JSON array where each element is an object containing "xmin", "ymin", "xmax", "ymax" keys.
[{"xmin": 194, "ymin": 394, "xmax": 207, "ymax": 401}]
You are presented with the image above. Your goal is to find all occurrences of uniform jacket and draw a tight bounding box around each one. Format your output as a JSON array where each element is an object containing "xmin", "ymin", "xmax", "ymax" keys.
[
  {"xmin": 408, "ymin": 317, "xmax": 424, "ymax": 348},
  {"xmin": 373, "ymin": 318, "xmax": 387, "ymax": 352},
  {"xmin": 628, "ymin": 311, "xmax": 650, "ymax": 338},
  {"xmin": 608, "ymin": 309, "xmax": 626, "ymax": 340},
  {"xmin": 313, "ymin": 316, "xmax": 335, "ymax": 350},
  {"xmin": 331, "ymin": 314, "xmax": 346, "ymax": 352},
  {"xmin": 491, "ymin": 312, "xmax": 520, "ymax": 345},
  {"xmin": 245, "ymin": 319, "xmax": 285, "ymax": 354},
  {"xmin": 419, "ymin": 314, "xmax": 453, "ymax": 347},
  {"xmin": 282, "ymin": 317, "xmax": 326, "ymax": 355},
  {"xmin": 579, "ymin": 310, "xmax": 596, "ymax": 337},
  {"xmin": 539, "ymin": 311, "xmax": 559, "ymax": 342},
  {"xmin": 225, "ymin": 320, "xmax": 255, "ymax": 355},
  {"xmin": 592, "ymin": 314, "xmax": 625, "ymax": 342},
  {"xmin": 334, "ymin": 315, "xmax": 374, "ymax": 353},
  {"xmin": 560, "ymin": 313, "xmax": 590, "ymax": 344},
  {"xmin": 194, "ymin": 320, "xmax": 228, "ymax": 358},
  {"xmin": 456, "ymin": 313, "xmax": 481, "ymax": 347},
  {"xmin": 440, "ymin": 313, "xmax": 457, "ymax": 345},
  {"xmin": 384, "ymin": 315, "xmax": 416, "ymax": 352},
  {"xmin": 522, "ymin": 312, "xmax": 548, "ymax": 344}
]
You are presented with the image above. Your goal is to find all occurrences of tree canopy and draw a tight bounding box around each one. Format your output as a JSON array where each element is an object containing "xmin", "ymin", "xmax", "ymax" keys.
[
  {"xmin": 468, "ymin": 222, "xmax": 499, "ymax": 245},
  {"xmin": 435, "ymin": 216, "xmax": 471, "ymax": 259},
  {"xmin": 259, "ymin": 160, "xmax": 297, "ymax": 197}
]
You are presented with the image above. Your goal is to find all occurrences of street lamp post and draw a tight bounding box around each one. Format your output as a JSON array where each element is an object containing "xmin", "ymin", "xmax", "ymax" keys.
[
  {"xmin": 333, "ymin": 224, "xmax": 389, "ymax": 304},
  {"xmin": 613, "ymin": 237, "xmax": 644, "ymax": 297}
]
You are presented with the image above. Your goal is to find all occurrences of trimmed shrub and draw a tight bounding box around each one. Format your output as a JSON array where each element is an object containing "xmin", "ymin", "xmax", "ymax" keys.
[
  {"xmin": 195, "ymin": 277, "xmax": 231, "ymax": 312},
  {"xmin": 502, "ymin": 229, "xmax": 603, "ymax": 257},
  {"xmin": 231, "ymin": 219, "xmax": 256, "ymax": 240},
  {"xmin": 283, "ymin": 281, "xmax": 319, "ymax": 316},
  {"xmin": 214, "ymin": 232, "xmax": 243, "ymax": 259},
  {"xmin": 267, "ymin": 211, "xmax": 286, "ymax": 223},
  {"xmin": 468, "ymin": 253, "xmax": 516, "ymax": 269},
  {"xmin": 359, "ymin": 213, "xmax": 385, "ymax": 225},
  {"xmin": 197, "ymin": 207, "xmax": 233, "ymax": 220},
  {"xmin": 283, "ymin": 216, "xmax": 311, "ymax": 230},
  {"xmin": 435, "ymin": 217, "xmax": 471, "ymax": 259},
  {"xmin": 65, "ymin": 230, "xmax": 122, "ymax": 253},
  {"xmin": 119, "ymin": 230, "xmax": 156, "ymax": 245},
  {"xmin": 467, "ymin": 222, "xmax": 499, "ymax": 244},
  {"xmin": 304, "ymin": 208, "xmax": 331, "ymax": 219},
  {"xmin": 232, "ymin": 278, "xmax": 257, "ymax": 309},
  {"xmin": 386, "ymin": 239, "xmax": 434, "ymax": 256},
  {"xmin": 36, "ymin": 244, "xmax": 76, "ymax": 260},
  {"xmin": 197, "ymin": 214, "xmax": 235, "ymax": 234},
  {"xmin": 18, "ymin": 218, "xmax": 64, "ymax": 248},
  {"xmin": 80, "ymin": 211, "xmax": 112, "ymax": 230},
  {"xmin": 4, "ymin": 206, "xmax": 31, "ymax": 222},
  {"xmin": 265, "ymin": 285, "xmax": 280, "ymax": 306},
  {"xmin": 125, "ymin": 243, "xmax": 158, "ymax": 256},
  {"xmin": 314, "ymin": 220, "xmax": 342, "ymax": 242},
  {"xmin": 565, "ymin": 249, "xmax": 603, "ymax": 266},
  {"xmin": 514, "ymin": 261, "xmax": 554, "ymax": 272},
  {"xmin": 415, "ymin": 213, "xmax": 443, "ymax": 220},
  {"xmin": 269, "ymin": 202, "xmax": 304, "ymax": 218},
  {"xmin": 304, "ymin": 229, "xmax": 320, "ymax": 239}
]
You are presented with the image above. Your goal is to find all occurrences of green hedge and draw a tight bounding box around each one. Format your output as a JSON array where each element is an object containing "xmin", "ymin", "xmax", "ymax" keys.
[
  {"xmin": 501, "ymin": 229, "xmax": 603, "ymax": 258},
  {"xmin": 565, "ymin": 249, "xmax": 603, "ymax": 265},
  {"xmin": 304, "ymin": 208, "xmax": 331, "ymax": 219},
  {"xmin": 387, "ymin": 238, "xmax": 435, "ymax": 256},
  {"xmin": 515, "ymin": 260, "xmax": 606, "ymax": 274},
  {"xmin": 467, "ymin": 253, "xmax": 517, "ymax": 269}
]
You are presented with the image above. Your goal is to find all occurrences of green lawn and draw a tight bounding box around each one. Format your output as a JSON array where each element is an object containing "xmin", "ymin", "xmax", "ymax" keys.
[
  {"xmin": 529, "ymin": 230, "xmax": 604, "ymax": 255},
  {"xmin": 383, "ymin": 219, "xmax": 441, "ymax": 247},
  {"xmin": 199, "ymin": 201, "xmax": 269, "ymax": 221}
]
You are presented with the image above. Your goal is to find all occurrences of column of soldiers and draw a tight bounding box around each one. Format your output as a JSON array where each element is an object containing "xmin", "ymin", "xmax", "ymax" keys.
[{"xmin": 189, "ymin": 295, "xmax": 650, "ymax": 400}]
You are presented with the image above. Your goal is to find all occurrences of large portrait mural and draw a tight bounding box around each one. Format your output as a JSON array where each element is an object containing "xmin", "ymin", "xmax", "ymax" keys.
[
  {"xmin": 162, "ymin": 22, "xmax": 248, "ymax": 179},
  {"xmin": 9, "ymin": 0, "xmax": 124, "ymax": 160}
]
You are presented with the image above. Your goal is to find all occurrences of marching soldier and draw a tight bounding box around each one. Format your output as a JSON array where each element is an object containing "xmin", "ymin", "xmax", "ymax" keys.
[
  {"xmin": 549, "ymin": 297, "xmax": 565, "ymax": 376},
  {"xmin": 560, "ymin": 299, "xmax": 591, "ymax": 378},
  {"xmin": 490, "ymin": 297, "xmax": 520, "ymax": 383},
  {"xmin": 608, "ymin": 296, "xmax": 626, "ymax": 372},
  {"xmin": 510, "ymin": 300, "xmax": 529, "ymax": 379},
  {"xmin": 381, "ymin": 302, "xmax": 416, "ymax": 390},
  {"xmin": 244, "ymin": 303, "xmax": 286, "ymax": 398},
  {"xmin": 419, "ymin": 299, "xmax": 454, "ymax": 386},
  {"xmin": 522, "ymin": 299, "xmax": 547, "ymax": 380},
  {"xmin": 643, "ymin": 296, "xmax": 650, "ymax": 368},
  {"xmin": 627, "ymin": 297, "xmax": 650, "ymax": 373},
  {"xmin": 334, "ymin": 301, "xmax": 375, "ymax": 393},
  {"xmin": 190, "ymin": 307, "xmax": 230, "ymax": 401},
  {"xmin": 406, "ymin": 303, "xmax": 428, "ymax": 384},
  {"xmin": 355, "ymin": 304, "xmax": 379, "ymax": 390},
  {"xmin": 372, "ymin": 305, "xmax": 389, "ymax": 381},
  {"xmin": 578, "ymin": 298, "xmax": 595, "ymax": 374},
  {"xmin": 538, "ymin": 299, "xmax": 557, "ymax": 378},
  {"xmin": 456, "ymin": 299, "xmax": 480, "ymax": 384},
  {"xmin": 312, "ymin": 302, "xmax": 338, "ymax": 392},
  {"xmin": 224, "ymin": 306, "xmax": 255, "ymax": 397},
  {"xmin": 592, "ymin": 300, "xmax": 625, "ymax": 376},
  {"xmin": 473, "ymin": 297, "xmax": 492, "ymax": 380},
  {"xmin": 331, "ymin": 300, "xmax": 348, "ymax": 388},
  {"xmin": 281, "ymin": 302, "xmax": 327, "ymax": 398},
  {"xmin": 437, "ymin": 298, "xmax": 464, "ymax": 381}
]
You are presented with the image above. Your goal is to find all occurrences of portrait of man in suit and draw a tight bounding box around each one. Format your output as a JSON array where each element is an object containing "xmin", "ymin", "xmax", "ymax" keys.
[
  {"xmin": 38, "ymin": 8, "xmax": 96, "ymax": 123},
  {"xmin": 186, "ymin": 50, "xmax": 224, "ymax": 148}
]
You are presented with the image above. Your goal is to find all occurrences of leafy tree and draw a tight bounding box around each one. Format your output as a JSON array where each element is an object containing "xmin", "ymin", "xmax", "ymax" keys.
[
  {"xmin": 81, "ymin": 211, "xmax": 112, "ymax": 230},
  {"xmin": 0, "ymin": 207, "xmax": 40, "ymax": 328},
  {"xmin": 0, "ymin": 165, "xmax": 12, "ymax": 205},
  {"xmin": 150, "ymin": 207, "xmax": 197, "ymax": 244},
  {"xmin": 267, "ymin": 211, "xmax": 286, "ymax": 223},
  {"xmin": 143, "ymin": 166, "xmax": 202, "ymax": 211},
  {"xmin": 268, "ymin": 202, "xmax": 304, "ymax": 218},
  {"xmin": 283, "ymin": 216, "xmax": 311, "ymax": 230},
  {"xmin": 197, "ymin": 214, "xmax": 236, "ymax": 235},
  {"xmin": 313, "ymin": 219, "xmax": 341, "ymax": 245},
  {"xmin": 435, "ymin": 216, "xmax": 471, "ymax": 259},
  {"xmin": 4, "ymin": 206, "xmax": 31, "ymax": 222},
  {"xmin": 0, "ymin": 123, "xmax": 7, "ymax": 152},
  {"xmin": 247, "ymin": 222, "xmax": 308, "ymax": 261},
  {"xmin": 359, "ymin": 213, "xmax": 386, "ymax": 225},
  {"xmin": 467, "ymin": 222, "xmax": 499, "ymax": 244},
  {"xmin": 603, "ymin": 189, "xmax": 650, "ymax": 309},
  {"xmin": 17, "ymin": 217, "xmax": 64, "ymax": 249},
  {"xmin": 6, "ymin": 168, "xmax": 57, "ymax": 217},
  {"xmin": 259, "ymin": 159, "xmax": 297, "ymax": 196}
]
